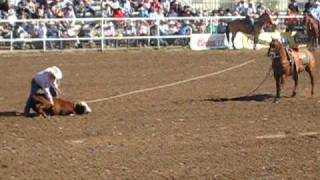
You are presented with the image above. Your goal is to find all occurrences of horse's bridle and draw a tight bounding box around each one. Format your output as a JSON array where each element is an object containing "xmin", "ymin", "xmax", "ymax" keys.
[{"xmin": 267, "ymin": 44, "xmax": 279, "ymax": 59}]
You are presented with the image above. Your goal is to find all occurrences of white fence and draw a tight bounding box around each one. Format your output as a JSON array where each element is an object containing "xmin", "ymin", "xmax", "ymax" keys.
[{"xmin": 0, "ymin": 15, "xmax": 304, "ymax": 52}]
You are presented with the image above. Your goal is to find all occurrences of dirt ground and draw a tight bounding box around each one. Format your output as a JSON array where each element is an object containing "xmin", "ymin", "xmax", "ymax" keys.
[{"xmin": 0, "ymin": 49, "xmax": 320, "ymax": 179}]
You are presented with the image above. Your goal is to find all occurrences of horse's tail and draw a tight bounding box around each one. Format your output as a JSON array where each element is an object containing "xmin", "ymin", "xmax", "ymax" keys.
[{"xmin": 225, "ymin": 23, "xmax": 230, "ymax": 43}]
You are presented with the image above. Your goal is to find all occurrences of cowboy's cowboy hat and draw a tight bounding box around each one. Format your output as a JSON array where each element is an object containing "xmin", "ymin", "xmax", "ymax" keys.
[{"xmin": 46, "ymin": 66, "xmax": 63, "ymax": 80}]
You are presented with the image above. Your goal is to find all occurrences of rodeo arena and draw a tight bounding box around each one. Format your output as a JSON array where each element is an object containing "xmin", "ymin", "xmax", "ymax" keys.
[{"xmin": 1, "ymin": 0, "xmax": 320, "ymax": 178}]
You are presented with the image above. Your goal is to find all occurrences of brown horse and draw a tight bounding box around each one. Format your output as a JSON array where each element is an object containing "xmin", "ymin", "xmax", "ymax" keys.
[
  {"xmin": 226, "ymin": 13, "xmax": 273, "ymax": 50},
  {"xmin": 303, "ymin": 14, "xmax": 319, "ymax": 49},
  {"xmin": 267, "ymin": 39, "xmax": 316, "ymax": 102}
]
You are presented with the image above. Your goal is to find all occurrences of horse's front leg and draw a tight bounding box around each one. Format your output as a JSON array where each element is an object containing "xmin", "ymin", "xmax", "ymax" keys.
[
  {"xmin": 274, "ymin": 74, "xmax": 281, "ymax": 103},
  {"xmin": 253, "ymin": 34, "xmax": 258, "ymax": 50},
  {"xmin": 232, "ymin": 32, "xmax": 237, "ymax": 50},
  {"xmin": 292, "ymin": 72, "xmax": 299, "ymax": 97}
]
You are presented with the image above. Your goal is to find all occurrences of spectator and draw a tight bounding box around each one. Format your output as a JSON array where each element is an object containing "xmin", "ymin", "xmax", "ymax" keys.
[
  {"xmin": 161, "ymin": 0, "xmax": 170, "ymax": 15},
  {"xmin": 25, "ymin": 0, "xmax": 37, "ymax": 18},
  {"xmin": 305, "ymin": 0, "xmax": 314, "ymax": 13},
  {"xmin": 137, "ymin": 20, "xmax": 149, "ymax": 47},
  {"xmin": 46, "ymin": 21, "xmax": 60, "ymax": 49},
  {"xmin": 122, "ymin": 0, "xmax": 132, "ymax": 17},
  {"xmin": 256, "ymin": 2, "xmax": 266, "ymax": 16},
  {"xmin": 7, "ymin": 8, "xmax": 17, "ymax": 27},
  {"xmin": 124, "ymin": 21, "xmax": 136, "ymax": 36},
  {"xmin": 112, "ymin": 7, "xmax": 125, "ymax": 26},
  {"xmin": 179, "ymin": 20, "xmax": 191, "ymax": 35},
  {"xmin": 309, "ymin": 1, "xmax": 320, "ymax": 22},
  {"xmin": 0, "ymin": 9, "xmax": 8, "ymax": 19},
  {"xmin": 34, "ymin": 5, "xmax": 46, "ymax": 18},
  {"xmin": 236, "ymin": 0, "xmax": 248, "ymax": 16},
  {"xmin": 151, "ymin": 0, "xmax": 161, "ymax": 12},
  {"xmin": 179, "ymin": 20, "xmax": 191, "ymax": 45},
  {"xmin": 143, "ymin": 0, "xmax": 151, "ymax": 12},
  {"xmin": 83, "ymin": 0, "xmax": 96, "ymax": 16},
  {"xmin": 34, "ymin": 21, "xmax": 47, "ymax": 38},
  {"xmin": 246, "ymin": 1, "xmax": 256, "ymax": 31},
  {"xmin": 288, "ymin": 0, "xmax": 299, "ymax": 14}
]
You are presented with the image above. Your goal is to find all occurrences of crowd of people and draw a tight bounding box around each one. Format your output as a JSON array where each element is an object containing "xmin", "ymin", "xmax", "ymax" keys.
[{"xmin": 0, "ymin": 0, "xmax": 313, "ymax": 49}]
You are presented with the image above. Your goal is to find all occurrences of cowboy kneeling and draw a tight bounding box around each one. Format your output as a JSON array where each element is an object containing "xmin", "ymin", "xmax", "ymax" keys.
[{"xmin": 24, "ymin": 66, "xmax": 63, "ymax": 117}]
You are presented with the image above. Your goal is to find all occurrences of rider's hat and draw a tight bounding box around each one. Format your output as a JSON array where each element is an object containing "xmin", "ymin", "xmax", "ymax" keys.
[{"xmin": 46, "ymin": 66, "xmax": 63, "ymax": 80}]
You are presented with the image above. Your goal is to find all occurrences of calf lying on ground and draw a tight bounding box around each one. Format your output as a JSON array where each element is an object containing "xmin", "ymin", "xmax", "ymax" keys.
[{"xmin": 31, "ymin": 93, "xmax": 91, "ymax": 117}]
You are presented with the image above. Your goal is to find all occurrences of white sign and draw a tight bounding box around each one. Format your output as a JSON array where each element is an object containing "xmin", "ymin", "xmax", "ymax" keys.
[{"xmin": 190, "ymin": 34, "xmax": 228, "ymax": 51}]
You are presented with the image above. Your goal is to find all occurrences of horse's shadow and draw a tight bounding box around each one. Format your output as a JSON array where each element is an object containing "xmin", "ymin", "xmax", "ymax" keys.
[
  {"xmin": 0, "ymin": 111, "xmax": 24, "ymax": 117},
  {"xmin": 204, "ymin": 93, "xmax": 275, "ymax": 103}
]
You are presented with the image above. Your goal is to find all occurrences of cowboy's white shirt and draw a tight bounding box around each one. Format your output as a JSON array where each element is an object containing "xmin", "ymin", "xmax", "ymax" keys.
[{"xmin": 33, "ymin": 70, "xmax": 59, "ymax": 104}]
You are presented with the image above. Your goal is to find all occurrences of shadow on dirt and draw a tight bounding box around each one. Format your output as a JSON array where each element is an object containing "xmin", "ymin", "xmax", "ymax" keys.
[
  {"xmin": 0, "ymin": 111, "xmax": 25, "ymax": 117},
  {"xmin": 204, "ymin": 94, "xmax": 275, "ymax": 102}
]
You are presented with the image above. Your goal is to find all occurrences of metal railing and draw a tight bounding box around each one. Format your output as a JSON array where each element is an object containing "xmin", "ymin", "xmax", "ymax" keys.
[{"xmin": 0, "ymin": 15, "xmax": 304, "ymax": 52}]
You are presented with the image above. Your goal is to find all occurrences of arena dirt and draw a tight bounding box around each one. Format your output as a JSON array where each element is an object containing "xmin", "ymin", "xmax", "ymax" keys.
[{"xmin": 0, "ymin": 49, "xmax": 319, "ymax": 179}]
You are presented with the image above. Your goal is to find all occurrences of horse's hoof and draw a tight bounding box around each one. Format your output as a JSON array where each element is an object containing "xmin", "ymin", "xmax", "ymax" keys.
[
  {"xmin": 273, "ymin": 98, "xmax": 280, "ymax": 103},
  {"xmin": 291, "ymin": 92, "xmax": 297, "ymax": 97}
]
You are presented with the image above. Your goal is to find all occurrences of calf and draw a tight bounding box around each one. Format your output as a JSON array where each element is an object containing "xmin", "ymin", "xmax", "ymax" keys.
[{"xmin": 31, "ymin": 94, "xmax": 91, "ymax": 117}]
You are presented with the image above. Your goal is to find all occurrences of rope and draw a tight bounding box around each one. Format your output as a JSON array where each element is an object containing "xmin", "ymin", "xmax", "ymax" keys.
[
  {"xmin": 86, "ymin": 59, "xmax": 256, "ymax": 104},
  {"xmin": 245, "ymin": 63, "xmax": 273, "ymax": 96}
]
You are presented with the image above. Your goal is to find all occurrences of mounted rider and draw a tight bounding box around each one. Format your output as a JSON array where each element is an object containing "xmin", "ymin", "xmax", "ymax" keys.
[
  {"xmin": 309, "ymin": 1, "xmax": 320, "ymax": 23},
  {"xmin": 246, "ymin": 1, "xmax": 256, "ymax": 31}
]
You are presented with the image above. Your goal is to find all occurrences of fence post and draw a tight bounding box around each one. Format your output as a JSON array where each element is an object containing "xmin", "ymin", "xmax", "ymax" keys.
[
  {"xmin": 43, "ymin": 21, "xmax": 46, "ymax": 52},
  {"xmin": 10, "ymin": 31, "xmax": 13, "ymax": 52},
  {"xmin": 101, "ymin": 19, "xmax": 104, "ymax": 51},
  {"xmin": 157, "ymin": 18, "xmax": 160, "ymax": 49}
]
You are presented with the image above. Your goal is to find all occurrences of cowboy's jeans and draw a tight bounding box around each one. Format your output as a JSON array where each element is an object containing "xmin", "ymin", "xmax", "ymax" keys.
[{"xmin": 23, "ymin": 79, "xmax": 57, "ymax": 115}]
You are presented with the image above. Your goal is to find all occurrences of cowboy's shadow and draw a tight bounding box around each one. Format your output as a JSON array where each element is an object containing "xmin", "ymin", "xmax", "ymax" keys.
[{"xmin": 204, "ymin": 94, "xmax": 276, "ymax": 102}]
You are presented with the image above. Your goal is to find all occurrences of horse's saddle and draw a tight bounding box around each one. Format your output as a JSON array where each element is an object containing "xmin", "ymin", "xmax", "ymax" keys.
[{"xmin": 290, "ymin": 49, "xmax": 310, "ymax": 72}]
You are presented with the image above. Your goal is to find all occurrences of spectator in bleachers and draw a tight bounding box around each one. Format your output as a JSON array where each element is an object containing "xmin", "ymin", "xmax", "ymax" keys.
[
  {"xmin": 137, "ymin": 20, "xmax": 149, "ymax": 47},
  {"xmin": 34, "ymin": 5, "xmax": 46, "ymax": 18},
  {"xmin": 309, "ymin": 1, "xmax": 320, "ymax": 22},
  {"xmin": 46, "ymin": 21, "xmax": 60, "ymax": 49},
  {"xmin": 108, "ymin": 0, "xmax": 120, "ymax": 14},
  {"xmin": 149, "ymin": 7, "xmax": 161, "ymax": 18},
  {"xmin": 143, "ymin": 0, "xmax": 151, "ymax": 12},
  {"xmin": 122, "ymin": 0, "xmax": 132, "ymax": 17},
  {"xmin": 0, "ymin": 8, "xmax": 7, "ymax": 19},
  {"xmin": 246, "ymin": 1, "xmax": 256, "ymax": 31},
  {"xmin": 0, "ymin": 23, "xmax": 11, "ymax": 38},
  {"xmin": 36, "ymin": 0, "xmax": 48, "ymax": 11},
  {"xmin": 124, "ymin": 21, "xmax": 136, "ymax": 36},
  {"xmin": 112, "ymin": 7, "xmax": 125, "ymax": 26},
  {"xmin": 151, "ymin": 0, "xmax": 160, "ymax": 12},
  {"xmin": 64, "ymin": 7, "xmax": 76, "ymax": 28},
  {"xmin": 25, "ymin": 0, "xmax": 37, "ymax": 18},
  {"xmin": 161, "ymin": 0, "xmax": 170, "ymax": 15},
  {"xmin": 138, "ymin": 6, "xmax": 148, "ymax": 17},
  {"xmin": 168, "ymin": 7, "xmax": 177, "ymax": 17},
  {"xmin": 83, "ymin": 0, "xmax": 96, "ymax": 16},
  {"xmin": 256, "ymin": 2, "xmax": 266, "ymax": 16},
  {"xmin": 288, "ymin": 0, "xmax": 299, "ymax": 14},
  {"xmin": 304, "ymin": 0, "xmax": 314, "ymax": 13},
  {"xmin": 235, "ymin": 0, "xmax": 248, "ymax": 16},
  {"xmin": 7, "ymin": 8, "xmax": 17, "ymax": 26},
  {"xmin": 179, "ymin": 20, "xmax": 191, "ymax": 35},
  {"xmin": 130, "ymin": 0, "xmax": 140, "ymax": 13},
  {"xmin": 208, "ymin": 10, "xmax": 219, "ymax": 33}
]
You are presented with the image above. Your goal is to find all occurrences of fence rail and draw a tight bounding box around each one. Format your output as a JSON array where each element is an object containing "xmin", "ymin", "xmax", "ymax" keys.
[{"xmin": 0, "ymin": 15, "xmax": 304, "ymax": 52}]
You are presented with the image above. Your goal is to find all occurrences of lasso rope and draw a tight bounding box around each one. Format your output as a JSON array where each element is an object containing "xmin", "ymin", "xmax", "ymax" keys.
[
  {"xmin": 245, "ymin": 63, "xmax": 273, "ymax": 96},
  {"xmin": 86, "ymin": 59, "xmax": 256, "ymax": 104}
]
